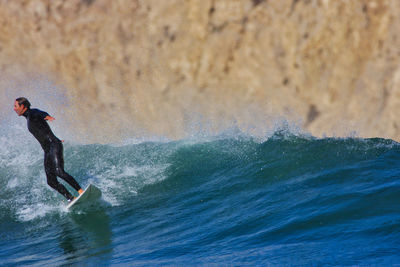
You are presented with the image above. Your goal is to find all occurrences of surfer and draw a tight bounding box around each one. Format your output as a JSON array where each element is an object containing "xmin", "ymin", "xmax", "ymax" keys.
[{"xmin": 14, "ymin": 97, "xmax": 84, "ymax": 202}]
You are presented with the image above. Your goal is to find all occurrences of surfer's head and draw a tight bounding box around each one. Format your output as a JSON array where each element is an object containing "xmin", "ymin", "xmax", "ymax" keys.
[{"xmin": 14, "ymin": 97, "xmax": 30, "ymax": 116}]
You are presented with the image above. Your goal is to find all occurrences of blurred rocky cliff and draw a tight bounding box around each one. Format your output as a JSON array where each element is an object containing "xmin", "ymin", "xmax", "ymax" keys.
[{"xmin": 1, "ymin": 0, "xmax": 399, "ymax": 142}]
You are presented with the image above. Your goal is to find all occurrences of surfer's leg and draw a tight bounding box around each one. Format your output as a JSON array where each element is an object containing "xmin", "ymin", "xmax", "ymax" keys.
[
  {"xmin": 44, "ymin": 152, "xmax": 74, "ymax": 201},
  {"xmin": 45, "ymin": 172, "xmax": 74, "ymax": 200},
  {"xmin": 51, "ymin": 141, "xmax": 83, "ymax": 193}
]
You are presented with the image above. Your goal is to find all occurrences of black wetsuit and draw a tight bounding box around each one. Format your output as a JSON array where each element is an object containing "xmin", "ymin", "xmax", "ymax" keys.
[{"xmin": 22, "ymin": 108, "xmax": 81, "ymax": 200}]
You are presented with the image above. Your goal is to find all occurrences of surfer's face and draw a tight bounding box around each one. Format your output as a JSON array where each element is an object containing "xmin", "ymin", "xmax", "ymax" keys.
[{"xmin": 14, "ymin": 101, "xmax": 27, "ymax": 116}]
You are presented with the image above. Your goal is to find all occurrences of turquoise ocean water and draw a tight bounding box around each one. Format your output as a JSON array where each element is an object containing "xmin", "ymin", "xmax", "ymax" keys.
[{"xmin": 1, "ymin": 123, "xmax": 400, "ymax": 266}]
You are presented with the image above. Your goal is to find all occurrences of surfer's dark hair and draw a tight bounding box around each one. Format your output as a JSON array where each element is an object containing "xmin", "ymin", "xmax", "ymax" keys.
[{"xmin": 16, "ymin": 97, "xmax": 31, "ymax": 109}]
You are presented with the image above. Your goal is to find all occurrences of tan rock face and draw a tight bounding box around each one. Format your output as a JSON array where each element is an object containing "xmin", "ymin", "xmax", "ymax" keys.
[{"xmin": 1, "ymin": 0, "xmax": 399, "ymax": 142}]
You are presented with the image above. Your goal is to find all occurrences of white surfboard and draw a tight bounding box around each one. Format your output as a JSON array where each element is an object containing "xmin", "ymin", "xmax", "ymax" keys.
[{"xmin": 67, "ymin": 184, "xmax": 102, "ymax": 210}]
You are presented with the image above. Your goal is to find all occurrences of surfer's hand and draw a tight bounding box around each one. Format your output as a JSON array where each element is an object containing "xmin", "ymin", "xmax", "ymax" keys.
[{"xmin": 44, "ymin": 116, "xmax": 55, "ymax": 121}]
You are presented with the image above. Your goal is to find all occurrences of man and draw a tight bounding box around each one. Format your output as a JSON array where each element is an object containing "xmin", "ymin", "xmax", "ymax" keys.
[{"xmin": 14, "ymin": 97, "xmax": 84, "ymax": 202}]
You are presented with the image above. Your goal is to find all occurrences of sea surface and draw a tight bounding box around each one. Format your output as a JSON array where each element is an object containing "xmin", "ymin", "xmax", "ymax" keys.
[{"xmin": 1, "ymin": 124, "xmax": 400, "ymax": 266}]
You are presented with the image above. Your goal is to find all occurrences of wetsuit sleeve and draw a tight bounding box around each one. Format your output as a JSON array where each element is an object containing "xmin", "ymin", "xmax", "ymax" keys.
[{"xmin": 32, "ymin": 109, "xmax": 50, "ymax": 120}]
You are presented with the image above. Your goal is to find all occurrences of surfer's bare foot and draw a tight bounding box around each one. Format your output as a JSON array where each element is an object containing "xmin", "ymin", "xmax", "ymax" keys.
[{"xmin": 78, "ymin": 189, "xmax": 84, "ymax": 195}]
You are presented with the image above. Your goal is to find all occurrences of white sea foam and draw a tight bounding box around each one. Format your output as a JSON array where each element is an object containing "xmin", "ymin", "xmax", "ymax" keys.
[
  {"xmin": 0, "ymin": 122, "xmax": 63, "ymax": 221},
  {"xmin": 91, "ymin": 162, "xmax": 170, "ymax": 207},
  {"xmin": 0, "ymin": 122, "xmax": 42, "ymax": 167},
  {"xmin": 16, "ymin": 202, "xmax": 60, "ymax": 221}
]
